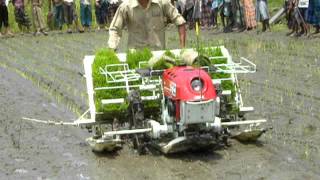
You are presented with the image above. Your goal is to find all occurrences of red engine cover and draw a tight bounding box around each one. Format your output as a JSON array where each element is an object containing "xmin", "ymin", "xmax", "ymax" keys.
[{"xmin": 163, "ymin": 66, "xmax": 217, "ymax": 101}]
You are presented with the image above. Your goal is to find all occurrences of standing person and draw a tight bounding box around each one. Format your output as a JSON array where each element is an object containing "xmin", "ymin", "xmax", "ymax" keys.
[
  {"xmin": 63, "ymin": 0, "xmax": 84, "ymax": 33},
  {"xmin": 222, "ymin": 0, "xmax": 233, "ymax": 32},
  {"xmin": 176, "ymin": 0, "xmax": 186, "ymax": 15},
  {"xmin": 201, "ymin": 0, "xmax": 212, "ymax": 29},
  {"xmin": 108, "ymin": 0, "xmax": 186, "ymax": 50},
  {"xmin": 0, "ymin": 0, "xmax": 14, "ymax": 37},
  {"xmin": 95, "ymin": 0, "xmax": 108, "ymax": 30},
  {"xmin": 242, "ymin": 0, "xmax": 256, "ymax": 30},
  {"xmin": 107, "ymin": 0, "xmax": 120, "ymax": 26},
  {"xmin": 256, "ymin": 0, "xmax": 270, "ymax": 32},
  {"xmin": 80, "ymin": 0, "xmax": 92, "ymax": 31},
  {"xmin": 12, "ymin": 0, "xmax": 32, "ymax": 33},
  {"xmin": 193, "ymin": 0, "xmax": 201, "ymax": 28},
  {"xmin": 231, "ymin": 0, "xmax": 244, "ymax": 31},
  {"xmin": 31, "ymin": 0, "xmax": 48, "ymax": 35},
  {"xmin": 183, "ymin": 0, "xmax": 194, "ymax": 29},
  {"xmin": 48, "ymin": 0, "xmax": 64, "ymax": 30},
  {"xmin": 297, "ymin": 0, "xmax": 309, "ymax": 35},
  {"xmin": 211, "ymin": 0, "xmax": 223, "ymax": 28},
  {"xmin": 306, "ymin": 0, "xmax": 320, "ymax": 34},
  {"xmin": 286, "ymin": 0, "xmax": 296, "ymax": 36}
]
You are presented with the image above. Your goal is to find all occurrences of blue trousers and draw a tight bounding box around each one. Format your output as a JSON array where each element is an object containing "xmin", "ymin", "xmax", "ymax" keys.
[{"xmin": 80, "ymin": 4, "xmax": 92, "ymax": 26}]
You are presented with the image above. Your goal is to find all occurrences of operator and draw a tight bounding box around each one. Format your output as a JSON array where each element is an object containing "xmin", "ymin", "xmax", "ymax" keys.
[{"xmin": 108, "ymin": 0, "xmax": 187, "ymax": 50}]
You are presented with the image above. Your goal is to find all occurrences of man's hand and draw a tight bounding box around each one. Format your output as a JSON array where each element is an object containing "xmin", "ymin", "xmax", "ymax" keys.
[{"xmin": 178, "ymin": 24, "xmax": 186, "ymax": 48}]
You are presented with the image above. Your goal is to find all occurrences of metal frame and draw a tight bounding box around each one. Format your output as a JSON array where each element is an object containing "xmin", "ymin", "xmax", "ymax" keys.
[{"xmin": 78, "ymin": 46, "xmax": 257, "ymax": 125}]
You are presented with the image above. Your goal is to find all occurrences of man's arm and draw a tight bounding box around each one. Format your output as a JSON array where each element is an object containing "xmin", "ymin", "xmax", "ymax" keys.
[
  {"xmin": 108, "ymin": 4, "xmax": 127, "ymax": 50},
  {"xmin": 162, "ymin": 0, "xmax": 186, "ymax": 48},
  {"xmin": 178, "ymin": 24, "xmax": 186, "ymax": 48}
]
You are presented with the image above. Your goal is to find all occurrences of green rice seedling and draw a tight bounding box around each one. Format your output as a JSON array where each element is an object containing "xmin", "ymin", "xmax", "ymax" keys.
[
  {"xmin": 92, "ymin": 48, "xmax": 128, "ymax": 120},
  {"xmin": 126, "ymin": 48, "xmax": 153, "ymax": 69},
  {"xmin": 152, "ymin": 50, "xmax": 177, "ymax": 70}
]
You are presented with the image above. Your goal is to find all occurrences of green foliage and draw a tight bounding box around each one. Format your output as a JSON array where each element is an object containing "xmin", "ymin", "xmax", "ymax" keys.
[
  {"xmin": 199, "ymin": 47, "xmax": 238, "ymax": 113},
  {"xmin": 152, "ymin": 59, "xmax": 174, "ymax": 70},
  {"xmin": 152, "ymin": 50, "xmax": 177, "ymax": 70},
  {"xmin": 126, "ymin": 48, "xmax": 153, "ymax": 69},
  {"xmin": 198, "ymin": 46, "xmax": 224, "ymax": 57},
  {"xmin": 93, "ymin": 48, "xmax": 162, "ymax": 122},
  {"xmin": 221, "ymin": 80, "xmax": 236, "ymax": 98},
  {"xmin": 92, "ymin": 48, "xmax": 127, "ymax": 120},
  {"xmin": 193, "ymin": 55, "xmax": 211, "ymax": 67}
]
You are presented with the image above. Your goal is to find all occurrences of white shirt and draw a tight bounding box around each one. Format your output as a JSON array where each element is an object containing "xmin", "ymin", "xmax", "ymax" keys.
[{"xmin": 298, "ymin": 0, "xmax": 309, "ymax": 8}]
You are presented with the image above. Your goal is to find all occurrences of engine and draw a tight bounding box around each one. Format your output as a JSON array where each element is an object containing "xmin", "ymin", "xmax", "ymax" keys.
[{"xmin": 162, "ymin": 66, "xmax": 220, "ymax": 132}]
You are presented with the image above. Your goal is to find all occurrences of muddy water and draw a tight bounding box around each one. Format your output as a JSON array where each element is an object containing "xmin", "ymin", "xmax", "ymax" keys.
[{"xmin": 0, "ymin": 30, "xmax": 320, "ymax": 179}]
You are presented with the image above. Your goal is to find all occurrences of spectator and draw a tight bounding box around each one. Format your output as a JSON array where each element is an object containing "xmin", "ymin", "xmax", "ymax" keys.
[
  {"xmin": 95, "ymin": 0, "xmax": 108, "ymax": 30},
  {"xmin": 286, "ymin": 0, "xmax": 296, "ymax": 36},
  {"xmin": 80, "ymin": 0, "xmax": 92, "ymax": 31},
  {"xmin": 297, "ymin": 0, "xmax": 309, "ymax": 35},
  {"xmin": 193, "ymin": 0, "xmax": 201, "ymax": 27},
  {"xmin": 0, "ymin": 0, "xmax": 14, "ymax": 37},
  {"xmin": 211, "ymin": 0, "xmax": 223, "ymax": 28},
  {"xmin": 201, "ymin": 0, "xmax": 212, "ymax": 29},
  {"xmin": 183, "ymin": 0, "xmax": 194, "ymax": 29},
  {"xmin": 222, "ymin": 0, "xmax": 233, "ymax": 32},
  {"xmin": 63, "ymin": 0, "xmax": 84, "ymax": 33},
  {"xmin": 107, "ymin": 0, "xmax": 120, "ymax": 25},
  {"xmin": 242, "ymin": 0, "xmax": 256, "ymax": 30},
  {"xmin": 31, "ymin": 0, "xmax": 48, "ymax": 35},
  {"xmin": 176, "ymin": 0, "xmax": 185, "ymax": 15},
  {"xmin": 230, "ymin": 0, "xmax": 240, "ymax": 29},
  {"xmin": 306, "ymin": 0, "xmax": 320, "ymax": 34},
  {"xmin": 256, "ymin": 0, "xmax": 270, "ymax": 32},
  {"xmin": 12, "ymin": 0, "xmax": 31, "ymax": 33},
  {"xmin": 48, "ymin": 0, "xmax": 64, "ymax": 30}
]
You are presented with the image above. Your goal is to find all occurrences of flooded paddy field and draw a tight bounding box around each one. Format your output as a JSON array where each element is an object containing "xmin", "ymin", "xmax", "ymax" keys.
[{"xmin": 0, "ymin": 29, "xmax": 319, "ymax": 179}]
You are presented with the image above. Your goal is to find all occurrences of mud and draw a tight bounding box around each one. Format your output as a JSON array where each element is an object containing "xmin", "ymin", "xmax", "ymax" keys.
[{"xmin": 0, "ymin": 29, "xmax": 319, "ymax": 179}]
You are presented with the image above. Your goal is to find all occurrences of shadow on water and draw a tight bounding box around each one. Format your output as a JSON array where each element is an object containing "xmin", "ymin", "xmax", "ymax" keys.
[
  {"xmin": 92, "ymin": 147, "xmax": 122, "ymax": 159},
  {"xmin": 236, "ymin": 139, "xmax": 265, "ymax": 148},
  {"xmin": 163, "ymin": 144, "xmax": 224, "ymax": 162}
]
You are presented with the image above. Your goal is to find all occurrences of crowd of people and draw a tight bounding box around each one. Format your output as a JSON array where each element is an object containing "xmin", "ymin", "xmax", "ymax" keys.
[
  {"xmin": 285, "ymin": 0, "xmax": 320, "ymax": 36},
  {"xmin": 177, "ymin": 0, "xmax": 320, "ymax": 35},
  {"xmin": 176, "ymin": 0, "xmax": 270, "ymax": 32},
  {"xmin": 0, "ymin": 0, "xmax": 121, "ymax": 37},
  {"xmin": 0, "ymin": 0, "xmax": 319, "ymax": 37}
]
